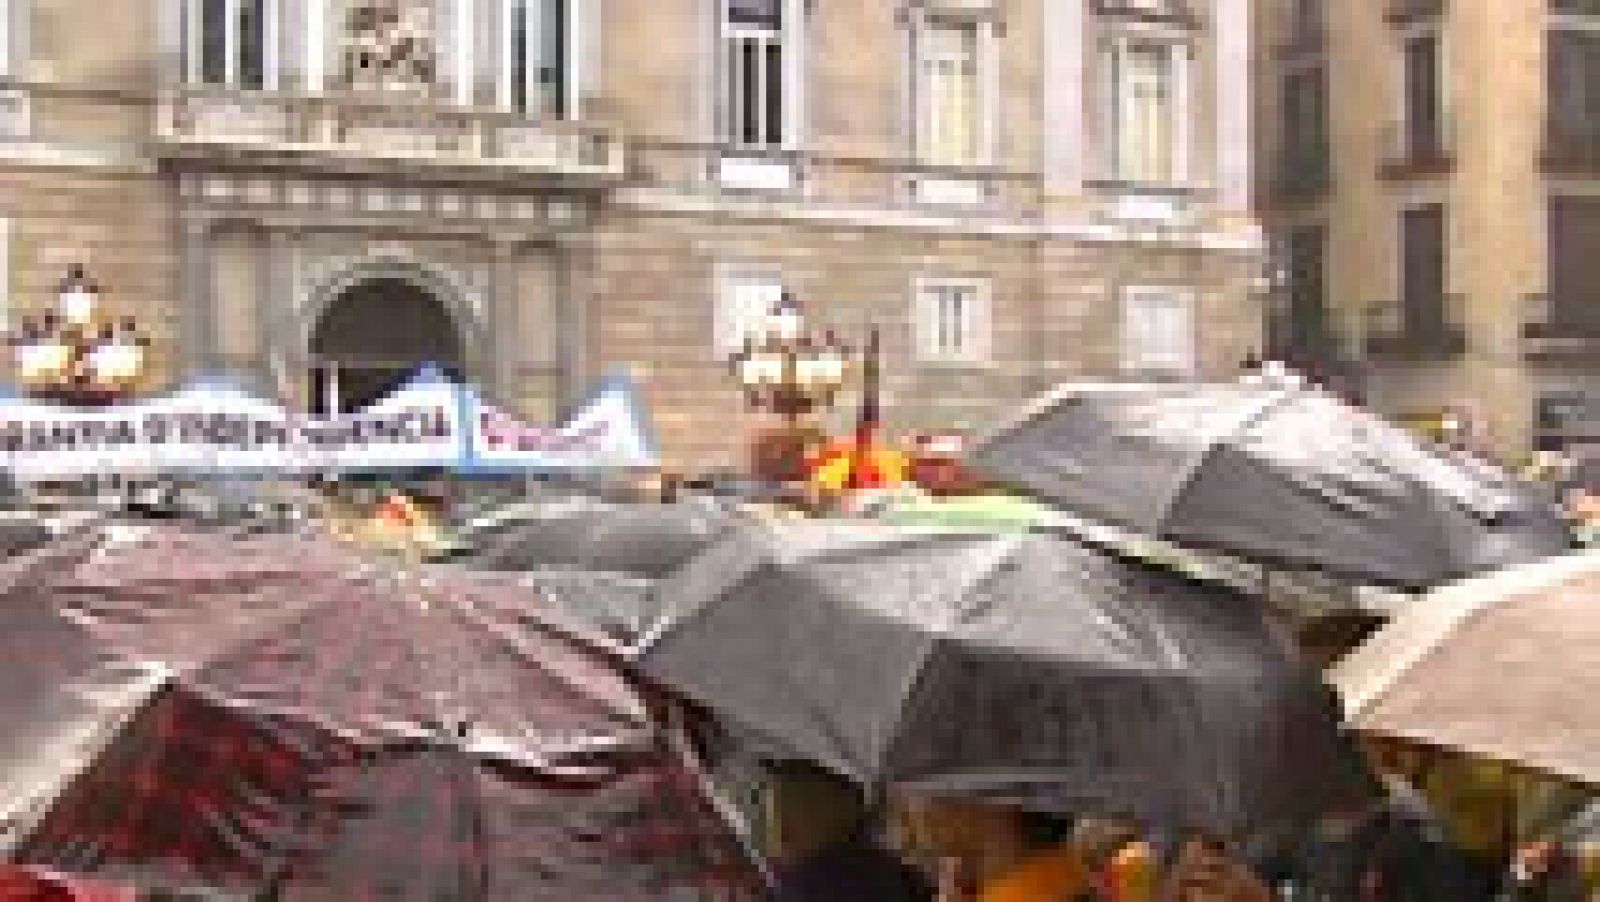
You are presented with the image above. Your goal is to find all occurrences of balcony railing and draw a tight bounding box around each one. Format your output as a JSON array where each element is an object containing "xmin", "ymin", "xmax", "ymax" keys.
[
  {"xmin": 1378, "ymin": 115, "xmax": 1456, "ymax": 179},
  {"xmin": 1272, "ymin": 156, "xmax": 1332, "ymax": 205},
  {"xmin": 155, "ymin": 86, "xmax": 625, "ymax": 180},
  {"xmin": 1540, "ymin": 128, "xmax": 1600, "ymax": 175},
  {"xmin": 1275, "ymin": 21, "xmax": 1328, "ymax": 59},
  {"xmin": 1387, "ymin": 0, "xmax": 1446, "ymax": 25},
  {"xmin": 1364, "ymin": 296, "xmax": 1468, "ymax": 360},
  {"xmin": 1551, "ymin": 0, "xmax": 1600, "ymax": 17},
  {"xmin": 1523, "ymin": 293, "xmax": 1600, "ymax": 360}
]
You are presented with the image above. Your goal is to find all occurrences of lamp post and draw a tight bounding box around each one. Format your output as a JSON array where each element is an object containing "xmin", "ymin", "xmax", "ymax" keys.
[
  {"xmin": 729, "ymin": 294, "xmax": 851, "ymax": 484},
  {"xmin": 9, "ymin": 265, "xmax": 150, "ymax": 406}
]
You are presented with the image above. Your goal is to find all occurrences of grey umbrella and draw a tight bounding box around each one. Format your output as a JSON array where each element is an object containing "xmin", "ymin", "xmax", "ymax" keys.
[
  {"xmin": 969, "ymin": 375, "xmax": 1570, "ymax": 591},
  {"xmin": 452, "ymin": 494, "xmax": 737, "ymax": 579},
  {"xmin": 634, "ymin": 518, "xmax": 1366, "ymax": 836}
]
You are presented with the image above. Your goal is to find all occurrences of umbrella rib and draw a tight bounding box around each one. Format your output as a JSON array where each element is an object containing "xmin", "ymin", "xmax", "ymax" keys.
[
  {"xmin": 1153, "ymin": 388, "xmax": 1292, "ymax": 538},
  {"xmin": 878, "ymin": 537, "xmax": 1019, "ymax": 781}
]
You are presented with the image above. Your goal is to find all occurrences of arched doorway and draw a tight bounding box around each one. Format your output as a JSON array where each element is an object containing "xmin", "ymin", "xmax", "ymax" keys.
[{"xmin": 309, "ymin": 277, "xmax": 466, "ymax": 414}]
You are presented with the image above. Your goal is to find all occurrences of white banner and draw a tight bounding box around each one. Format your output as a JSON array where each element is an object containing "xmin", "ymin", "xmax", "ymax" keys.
[{"xmin": 0, "ymin": 368, "xmax": 659, "ymax": 480}]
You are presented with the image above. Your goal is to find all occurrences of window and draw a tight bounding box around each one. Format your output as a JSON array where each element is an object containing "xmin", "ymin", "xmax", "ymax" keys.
[
  {"xmin": 1548, "ymin": 27, "xmax": 1600, "ymax": 154},
  {"xmin": 1401, "ymin": 32, "xmax": 1444, "ymax": 158},
  {"xmin": 1121, "ymin": 286, "xmax": 1195, "ymax": 376},
  {"xmin": 189, "ymin": 0, "xmax": 266, "ymax": 88},
  {"xmin": 509, "ymin": 0, "xmax": 569, "ymax": 117},
  {"xmin": 915, "ymin": 278, "xmax": 992, "ymax": 364},
  {"xmin": 918, "ymin": 19, "xmax": 981, "ymax": 167},
  {"xmin": 1400, "ymin": 204, "xmax": 1446, "ymax": 325},
  {"xmin": 1548, "ymin": 196, "xmax": 1600, "ymax": 327},
  {"xmin": 1103, "ymin": 39, "xmax": 1187, "ymax": 184},
  {"xmin": 722, "ymin": 0, "xmax": 787, "ymax": 149},
  {"xmin": 1281, "ymin": 67, "xmax": 1329, "ymax": 186},
  {"xmin": 1288, "ymin": 0, "xmax": 1324, "ymax": 43},
  {"xmin": 1285, "ymin": 224, "xmax": 1327, "ymax": 349},
  {"xmin": 716, "ymin": 267, "xmax": 784, "ymax": 355}
]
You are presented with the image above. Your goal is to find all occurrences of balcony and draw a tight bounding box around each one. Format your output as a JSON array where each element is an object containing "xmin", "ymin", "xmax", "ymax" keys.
[
  {"xmin": 1551, "ymin": 0, "xmax": 1600, "ymax": 17},
  {"xmin": 1271, "ymin": 157, "xmax": 1332, "ymax": 206},
  {"xmin": 154, "ymin": 86, "xmax": 625, "ymax": 183},
  {"xmin": 1523, "ymin": 293, "xmax": 1600, "ymax": 361},
  {"xmin": 1275, "ymin": 21, "xmax": 1328, "ymax": 59},
  {"xmin": 1540, "ymin": 129, "xmax": 1600, "ymax": 176},
  {"xmin": 1378, "ymin": 116, "xmax": 1456, "ymax": 180},
  {"xmin": 1364, "ymin": 297, "xmax": 1468, "ymax": 361},
  {"xmin": 1387, "ymin": 0, "xmax": 1446, "ymax": 25}
]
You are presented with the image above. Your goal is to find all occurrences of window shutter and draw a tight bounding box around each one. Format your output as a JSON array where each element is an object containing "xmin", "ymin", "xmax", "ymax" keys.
[
  {"xmin": 1101, "ymin": 39, "xmax": 1121, "ymax": 180},
  {"xmin": 1123, "ymin": 288, "xmax": 1194, "ymax": 376},
  {"xmin": 969, "ymin": 282, "xmax": 993, "ymax": 362}
]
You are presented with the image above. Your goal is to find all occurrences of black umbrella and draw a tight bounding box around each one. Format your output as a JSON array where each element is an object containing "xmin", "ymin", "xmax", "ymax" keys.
[
  {"xmin": 970, "ymin": 377, "xmax": 1570, "ymax": 590},
  {"xmin": 453, "ymin": 495, "xmax": 736, "ymax": 579},
  {"xmin": 634, "ymin": 519, "xmax": 1365, "ymax": 837}
]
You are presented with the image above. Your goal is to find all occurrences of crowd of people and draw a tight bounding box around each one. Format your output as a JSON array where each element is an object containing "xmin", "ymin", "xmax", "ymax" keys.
[{"xmin": 753, "ymin": 736, "xmax": 1600, "ymax": 901}]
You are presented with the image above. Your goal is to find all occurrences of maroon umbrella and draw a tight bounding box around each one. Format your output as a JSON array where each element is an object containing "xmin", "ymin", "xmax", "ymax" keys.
[{"xmin": 0, "ymin": 526, "xmax": 764, "ymax": 900}]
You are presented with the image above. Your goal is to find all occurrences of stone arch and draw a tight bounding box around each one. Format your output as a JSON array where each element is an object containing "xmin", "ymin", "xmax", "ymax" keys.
[{"xmin": 299, "ymin": 256, "xmax": 485, "ymax": 413}]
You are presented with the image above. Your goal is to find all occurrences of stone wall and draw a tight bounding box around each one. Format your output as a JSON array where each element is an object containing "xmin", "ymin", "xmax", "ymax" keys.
[
  {"xmin": 586, "ymin": 208, "xmax": 1261, "ymax": 469},
  {"xmin": 0, "ymin": 165, "xmax": 179, "ymax": 385}
]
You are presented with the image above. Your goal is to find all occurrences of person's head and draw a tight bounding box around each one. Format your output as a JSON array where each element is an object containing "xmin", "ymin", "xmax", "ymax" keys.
[{"xmin": 891, "ymin": 796, "xmax": 1064, "ymax": 863}]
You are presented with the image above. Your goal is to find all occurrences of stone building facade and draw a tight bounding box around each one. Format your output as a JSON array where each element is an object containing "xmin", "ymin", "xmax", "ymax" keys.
[
  {"xmin": 0, "ymin": 0, "xmax": 1262, "ymax": 470},
  {"xmin": 1259, "ymin": 0, "xmax": 1600, "ymax": 463}
]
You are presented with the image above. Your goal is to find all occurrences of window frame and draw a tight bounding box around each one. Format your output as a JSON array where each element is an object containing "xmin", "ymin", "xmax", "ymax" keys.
[
  {"xmin": 1119, "ymin": 284, "xmax": 1197, "ymax": 378},
  {"xmin": 185, "ymin": 0, "xmax": 271, "ymax": 89},
  {"xmin": 914, "ymin": 276, "xmax": 993, "ymax": 366},
  {"xmin": 1391, "ymin": 17, "xmax": 1449, "ymax": 157},
  {"xmin": 1099, "ymin": 29, "xmax": 1194, "ymax": 187},
  {"xmin": 718, "ymin": 0, "xmax": 804, "ymax": 153},
  {"xmin": 910, "ymin": 9, "xmax": 999, "ymax": 170},
  {"xmin": 715, "ymin": 263, "xmax": 786, "ymax": 358},
  {"xmin": 504, "ymin": 0, "xmax": 571, "ymax": 118}
]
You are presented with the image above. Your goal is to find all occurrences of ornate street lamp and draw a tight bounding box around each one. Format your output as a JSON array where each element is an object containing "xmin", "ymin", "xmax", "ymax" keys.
[
  {"xmin": 730, "ymin": 293, "xmax": 852, "ymax": 483},
  {"xmin": 9, "ymin": 265, "xmax": 150, "ymax": 406}
]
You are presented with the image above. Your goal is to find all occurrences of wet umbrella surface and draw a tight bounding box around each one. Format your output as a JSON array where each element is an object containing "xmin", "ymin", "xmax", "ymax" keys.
[
  {"xmin": 450, "ymin": 495, "xmax": 736, "ymax": 580},
  {"xmin": 970, "ymin": 377, "xmax": 1570, "ymax": 590},
  {"xmin": 0, "ymin": 525, "xmax": 764, "ymax": 901},
  {"xmin": 633, "ymin": 519, "xmax": 1365, "ymax": 837},
  {"xmin": 1334, "ymin": 550, "xmax": 1600, "ymax": 786}
]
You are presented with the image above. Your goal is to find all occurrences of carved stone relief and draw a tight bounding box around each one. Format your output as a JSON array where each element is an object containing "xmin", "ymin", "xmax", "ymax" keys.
[{"xmin": 341, "ymin": 0, "xmax": 438, "ymax": 95}]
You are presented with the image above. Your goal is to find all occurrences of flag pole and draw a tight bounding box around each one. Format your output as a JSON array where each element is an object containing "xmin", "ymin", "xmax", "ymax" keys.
[{"xmin": 845, "ymin": 326, "xmax": 881, "ymax": 492}]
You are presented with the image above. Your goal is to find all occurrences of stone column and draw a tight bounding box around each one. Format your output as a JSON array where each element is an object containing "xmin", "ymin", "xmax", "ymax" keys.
[
  {"xmin": 556, "ymin": 234, "xmax": 591, "ymax": 407},
  {"xmin": 1214, "ymin": 0, "xmax": 1252, "ymax": 210},
  {"xmin": 488, "ymin": 236, "xmax": 521, "ymax": 403},
  {"xmin": 306, "ymin": 0, "xmax": 327, "ymax": 91},
  {"xmin": 179, "ymin": 212, "xmax": 217, "ymax": 378},
  {"xmin": 454, "ymin": 0, "xmax": 475, "ymax": 105},
  {"xmin": 783, "ymin": 0, "xmax": 806, "ymax": 147},
  {"xmin": 258, "ymin": 226, "xmax": 297, "ymax": 401},
  {"xmin": 265, "ymin": 0, "xmax": 282, "ymax": 90},
  {"xmin": 1043, "ymin": 0, "xmax": 1086, "ymax": 192}
]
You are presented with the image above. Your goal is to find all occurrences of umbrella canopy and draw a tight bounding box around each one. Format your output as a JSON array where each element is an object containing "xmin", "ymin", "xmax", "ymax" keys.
[
  {"xmin": 450, "ymin": 495, "xmax": 736, "ymax": 579},
  {"xmin": 0, "ymin": 525, "xmax": 764, "ymax": 900},
  {"xmin": 1332, "ymin": 550, "xmax": 1600, "ymax": 786},
  {"xmin": 634, "ymin": 519, "xmax": 1364, "ymax": 837},
  {"xmin": 969, "ymin": 377, "xmax": 1570, "ymax": 590}
]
